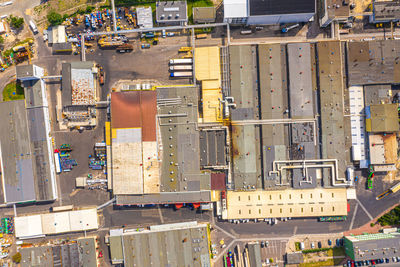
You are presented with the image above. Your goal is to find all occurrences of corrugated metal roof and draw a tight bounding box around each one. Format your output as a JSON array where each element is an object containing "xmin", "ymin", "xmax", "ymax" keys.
[{"xmin": 111, "ymin": 91, "xmax": 157, "ymax": 141}]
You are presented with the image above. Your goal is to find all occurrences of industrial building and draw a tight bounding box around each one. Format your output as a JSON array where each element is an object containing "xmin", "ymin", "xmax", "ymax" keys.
[
  {"xmin": 20, "ymin": 237, "xmax": 98, "ymax": 267},
  {"xmin": 0, "ymin": 65, "xmax": 57, "ymax": 205},
  {"xmin": 371, "ymin": 0, "xmax": 400, "ymax": 23},
  {"xmin": 108, "ymin": 86, "xmax": 219, "ymax": 206},
  {"xmin": 156, "ymin": 1, "xmax": 188, "ymax": 26},
  {"xmin": 137, "ymin": 7, "xmax": 153, "ymax": 28},
  {"xmin": 319, "ymin": 0, "xmax": 350, "ymax": 27},
  {"xmin": 347, "ymin": 40, "xmax": 400, "ymax": 85},
  {"xmin": 344, "ymin": 233, "xmax": 400, "ymax": 261},
  {"xmin": 14, "ymin": 208, "xmax": 99, "ymax": 239},
  {"xmin": 223, "ymin": 0, "xmax": 316, "ymax": 25},
  {"xmin": 193, "ymin": 7, "xmax": 216, "ymax": 23},
  {"xmin": 222, "ymin": 188, "xmax": 348, "ymax": 220},
  {"xmin": 61, "ymin": 61, "xmax": 98, "ymax": 129},
  {"xmin": 47, "ymin": 25, "xmax": 66, "ymax": 44},
  {"xmin": 108, "ymin": 221, "xmax": 211, "ymax": 267}
]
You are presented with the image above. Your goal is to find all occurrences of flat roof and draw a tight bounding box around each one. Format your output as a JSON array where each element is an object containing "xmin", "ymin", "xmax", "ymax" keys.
[
  {"xmin": 156, "ymin": 1, "xmax": 187, "ymax": 22},
  {"xmin": 249, "ymin": 0, "xmax": 315, "ymax": 16},
  {"xmin": 158, "ymin": 86, "xmax": 211, "ymax": 193},
  {"xmin": 229, "ymin": 45, "xmax": 262, "ymax": 190},
  {"xmin": 373, "ymin": 0, "xmax": 400, "ymax": 22},
  {"xmin": 366, "ymin": 104, "xmax": 399, "ymax": 132},
  {"xmin": 109, "ymin": 236, "xmax": 124, "ymax": 264},
  {"xmin": 21, "ymin": 246, "xmax": 53, "ymax": 267},
  {"xmin": 137, "ymin": 7, "xmax": 154, "ymax": 28},
  {"xmin": 70, "ymin": 62, "xmax": 95, "ymax": 105},
  {"xmin": 248, "ymin": 243, "xmax": 262, "ymax": 267},
  {"xmin": 364, "ymin": 84, "xmax": 392, "ymax": 105},
  {"xmin": 195, "ymin": 47, "xmax": 221, "ymax": 81},
  {"xmin": 345, "ymin": 233, "xmax": 400, "ymax": 261},
  {"xmin": 193, "ymin": 7, "xmax": 216, "ymax": 22},
  {"xmin": 15, "ymin": 208, "xmax": 98, "ymax": 239},
  {"xmin": 369, "ymin": 133, "xmax": 398, "ymax": 165},
  {"xmin": 115, "ymin": 222, "xmax": 211, "ymax": 267},
  {"xmin": 16, "ymin": 65, "xmax": 34, "ymax": 79},
  {"xmin": 223, "ymin": 0, "xmax": 247, "ymax": 19},
  {"xmin": 347, "ymin": 40, "xmax": 400, "ymax": 85},
  {"xmin": 224, "ymin": 188, "xmax": 348, "ymax": 220},
  {"xmin": 77, "ymin": 237, "xmax": 97, "ymax": 267},
  {"xmin": 0, "ymin": 100, "xmax": 36, "ymax": 204},
  {"xmin": 317, "ymin": 41, "xmax": 347, "ymax": 181},
  {"xmin": 111, "ymin": 91, "xmax": 157, "ymax": 141},
  {"xmin": 287, "ymin": 42, "xmax": 314, "ymax": 118},
  {"xmin": 199, "ymin": 130, "xmax": 226, "ymax": 167},
  {"xmin": 116, "ymin": 191, "xmax": 211, "ymax": 204}
]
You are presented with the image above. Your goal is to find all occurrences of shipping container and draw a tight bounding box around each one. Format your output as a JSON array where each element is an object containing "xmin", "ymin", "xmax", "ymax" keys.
[
  {"xmin": 169, "ymin": 58, "xmax": 193, "ymax": 65},
  {"xmin": 169, "ymin": 65, "xmax": 193, "ymax": 71},
  {"xmin": 170, "ymin": 72, "xmax": 193, "ymax": 78}
]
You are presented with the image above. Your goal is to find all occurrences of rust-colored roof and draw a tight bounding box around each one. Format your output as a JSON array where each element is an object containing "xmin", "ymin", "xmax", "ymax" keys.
[
  {"xmin": 111, "ymin": 91, "xmax": 157, "ymax": 141},
  {"xmin": 211, "ymin": 173, "xmax": 226, "ymax": 190}
]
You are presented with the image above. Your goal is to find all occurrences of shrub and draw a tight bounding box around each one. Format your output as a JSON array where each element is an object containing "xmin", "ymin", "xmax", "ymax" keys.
[
  {"xmin": 47, "ymin": 10, "xmax": 63, "ymax": 26},
  {"xmin": 12, "ymin": 252, "xmax": 21, "ymax": 263},
  {"xmin": 9, "ymin": 15, "xmax": 24, "ymax": 29}
]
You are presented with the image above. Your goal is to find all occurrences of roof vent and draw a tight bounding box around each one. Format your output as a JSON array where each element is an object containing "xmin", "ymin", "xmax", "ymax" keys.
[
  {"xmin": 161, "ymin": 14, "xmax": 165, "ymax": 19},
  {"xmin": 176, "ymin": 14, "xmax": 180, "ymax": 19},
  {"xmin": 168, "ymin": 14, "xmax": 172, "ymax": 19}
]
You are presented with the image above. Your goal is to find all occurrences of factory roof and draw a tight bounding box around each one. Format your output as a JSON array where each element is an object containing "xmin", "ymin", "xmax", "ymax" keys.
[
  {"xmin": 157, "ymin": 85, "xmax": 211, "ymax": 193},
  {"xmin": 52, "ymin": 42, "xmax": 72, "ymax": 53},
  {"xmin": 369, "ymin": 133, "xmax": 398, "ymax": 165},
  {"xmin": 193, "ymin": 7, "xmax": 216, "ymax": 23},
  {"xmin": 287, "ymin": 42, "xmax": 314, "ymax": 118},
  {"xmin": 109, "ymin": 236, "xmax": 124, "ymax": 264},
  {"xmin": 317, "ymin": 41, "xmax": 348, "ymax": 181},
  {"xmin": 211, "ymin": 173, "xmax": 226, "ymax": 190},
  {"xmin": 111, "ymin": 91, "xmax": 157, "ymax": 141},
  {"xmin": 16, "ymin": 65, "xmax": 35, "ymax": 79},
  {"xmin": 137, "ymin": 7, "xmax": 154, "ymax": 28},
  {"xmin": 110, "ymin": 222, "xmax": 211, "ymax": 267},
  {"xmin": 347, "ymin": 40, "xmax": 400, "ymax": 85},
  {"xmin": 14, "ymin": 208, "xmax": 99, "ymax": 239},
  {"xmin": 156, "ymin": 1, "xmax": 187, "ymax": 23},
  {"xmin": 366, "ymin": 104, "xmax": 399, "ymax": 132},
  {"xmin": 0, "ymin": 100, "xmax": 35, "ymax": 204},
  {"xmin": 70, "ymin": 61, "xmax": 96, "ymax": 105},
  {"xmin": 199, "ymin": 129, "xmax": 227, "ymax": 167},
  {"xmin": 20, "ymin": 246, "xmax": 53, "ymax": 267},
  {"xmin": 223, "ymin": 0, "xmax": 247, "ymax": 18},
  {"xmin": 48, "ymin": 25, "xmax": 66, "ymax": 44},
  {"xmin": 224, "ymin": 188, "xmax": 348, "ymax": 220},
  {"xmin": 372, "ymin": 0, "xmax": 400, "ymax": 23},
  {"xmin": 324, "ymin": 0, "xmax": 350, "ymax": 22},
  {"xmin": 77, "ymin": 237, "xmax": 97, "ymax": 267},
  {"xmin": 116, "ymin": 191, "xmax": 211, "ymax": 205},
  {"xmin": 364, "ymin": 84, "xmax": 392, "ymax": 105},
  {"xmin": 258, "ymin": 44, "xmax": 288, "ymax": 188},
  {"xmin": 195, "ymin": 47, "xmax": 221, "ymax": 81},
  {"xmin": 345, "ymin": 233, "xmax": 400, "ymax": 261},
  {"xmin": 110, "ymin": 91, "xmax": 159, "ymax": 195},
  {"xmin": 249, "ymin": 0, "xmax": 315, "ymax": 16},
  {"xmin": 229, "ymin": 45, "xmax": 262, "ymax": 190}
]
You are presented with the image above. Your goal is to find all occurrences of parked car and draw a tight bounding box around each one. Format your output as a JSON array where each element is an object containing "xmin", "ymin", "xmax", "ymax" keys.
[{"xmin": 162, "ymin": 29, "xmax": 166, "ymax": 38}]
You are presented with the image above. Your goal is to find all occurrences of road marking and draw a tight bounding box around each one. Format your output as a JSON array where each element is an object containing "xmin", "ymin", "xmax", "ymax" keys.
[
  {"xmin": 214, "ymin": 240, "xmax": 236, "ymax": 262},
  {"xmin": 293, "ymin": 226, "xmax": 298, "ymax": 235},
  {"xmin": 356, "ymin": 198, "xmax": 373, "ymax": 220},
  {"xmin": 349, "ymin": 203, "xmax": 359, "ymax": 230},
  {"xmin": 157, "ymin": 206, "xmax": 164, "ymax": 224},
  {"xmin": 214, "ymin": 224, "xmax": 236, "ymax": 239}
]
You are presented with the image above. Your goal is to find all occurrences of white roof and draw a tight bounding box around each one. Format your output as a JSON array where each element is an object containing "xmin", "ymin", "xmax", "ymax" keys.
[
  {"xmin": 223, "ymin": 0, "xmax": 247, "ymax": 18},
  {"xmin": 15, "ymin": 208, "xmax": 98, "ymax": 239},
  {"xmin": 14, "ymin": 215, "xmax": 43, "ymax": 239},
  {"xmin": 137, "ymin": 7, "xmax": 154, "ymax": 29},
  {"xmin": 349, "ymin": 86, "xmax": 367, "ymax": 161}
]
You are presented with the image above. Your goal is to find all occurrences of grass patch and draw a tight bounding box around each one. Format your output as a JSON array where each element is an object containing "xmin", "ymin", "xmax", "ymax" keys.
[
  {"xmin": 300, "ymin": 258, "xmax": 343, "ymax": 267},
  {"xmin": 3, "ymin": 81, "xmax": 24, "ymax": 101},
  {"xmin": 302, "ymin": 248, "xmax": 330, "ymax": 254},
  {"xmin": 378, "ymin": 205, "xmax": 400, "ymax": 226}
]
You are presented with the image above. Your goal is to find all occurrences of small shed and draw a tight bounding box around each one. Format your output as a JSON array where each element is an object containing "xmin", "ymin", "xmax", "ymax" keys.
[
  {"xmin": 286, "ymin": 252, "xmax": 304, "ymax": 265},
  {"xmin": 137, "ymin": 7, "xmax": 154, "ymax": 29},
  {"xmin": 156, "ymin": 1, "xmax": 188, "ymax": 25},
  {"xmin": 48, "ymin": 25, "xmax": 66, "ymax": 44},
  {"xmin": 193, "ymin": 7, "xmax": 216, "ymax": 23}
]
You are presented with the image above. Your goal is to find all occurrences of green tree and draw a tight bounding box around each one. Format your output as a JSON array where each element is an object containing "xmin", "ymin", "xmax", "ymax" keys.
[
  {"xmin": 47, "ymin": 10, "xmax": 63, "ymax": 26},
  {"xmin": 0, "ymin": 36, "xmax": 4, "ymax": 44},
  {"xmin": 12, "ymin": 252, "xmax": 21, "ymax": 263},
  {"xmin": 9, "ymin": 15, "xmax": 24, "ymax": 29}
]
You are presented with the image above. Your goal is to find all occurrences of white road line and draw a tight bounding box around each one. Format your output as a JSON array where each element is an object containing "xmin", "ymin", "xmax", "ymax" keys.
[
  {"xmin": 214, "ymin": 224, "xmax": 237, "ymax": 239},
  {"xmin": 214, "ymin": 240, "xmax": 236, "ymax": 262},
  {"xmin": 349, "ymin": 203, "xmax": 359, "ymax": 230},
  {"xmin": 356, "ymin": 198, "xmax": 373, "ymax": 220},
  {"xmin": 157, "ymin": 206, "xmax": 164, "ymax": 224},
  {"xmin": 293, "ymin": 226, "xmax": 298, "ymax": 235}
]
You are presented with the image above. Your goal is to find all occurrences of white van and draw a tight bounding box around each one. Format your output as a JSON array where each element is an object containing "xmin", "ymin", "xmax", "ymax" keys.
[{"xmin": 29, "ymin": 20, "xmax": 38, "ymax": 34}]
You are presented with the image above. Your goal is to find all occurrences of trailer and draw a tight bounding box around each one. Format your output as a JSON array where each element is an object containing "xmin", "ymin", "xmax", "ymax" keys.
[
  {"xmin": 54, "ymin": 153, "xmax": 62, "ymax": 174},
  {"xmin": 170, "ymin": 72, "xmax": 193, "ymax": 78},
  {"xmin": 376, "ymin": 181, "xmax": 400, "ymax": 200},
  {"xmin": 169, "ymin": 65, "xmax": 193, "ymax": 71},
  {"xmin": 169, "ymin": 58, "xmax": 193, "ymax": 65}
]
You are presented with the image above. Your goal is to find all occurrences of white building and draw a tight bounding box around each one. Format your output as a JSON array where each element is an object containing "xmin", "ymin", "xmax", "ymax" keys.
[{"xmin": 224, "ymin": 0, "xmax": 316, "ymax": 25}]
